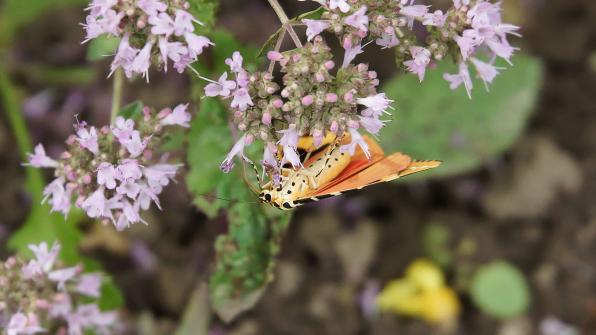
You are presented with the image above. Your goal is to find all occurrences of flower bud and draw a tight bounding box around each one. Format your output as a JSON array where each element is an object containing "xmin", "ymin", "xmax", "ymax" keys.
[
  {"xmin": 324, "ymin": 60, "xmax": 335, "ymax": 70},
  {"xmin": 272, "ymin": 99, "xmax": 283, "ymax": 109},
  {"xmin": 244, "ymin": 134, "xmax": 254, "ymax": 145},
  {"xmin": 267, "ymin": 51, "xmax": 283, "ymax": 62},
  {"xmin": 348, "ymin": 119, "xmax": 360, "ymax": 129},
  {"xmin": 325, "ymin": 93, "xmax": 338, "ymax": 103},
  {"xmin": 301, "ymin": 95, "xmax": 314, "ymax": 106},
  {"xmin": 344, "ymin": 92, "xmax": 354, "ymax": 103},
  {"xmin": 330, "ymin": 121, "xmax": 339, "ymax": 133},
  {"xmin": 262, "ymin": 112, "xmax": 272, "ymax": 125}
]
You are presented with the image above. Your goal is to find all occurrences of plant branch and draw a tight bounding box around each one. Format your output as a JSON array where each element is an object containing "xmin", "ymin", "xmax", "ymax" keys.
[
  {"xmin": 267, "ymin": 0, "xmax": 303, "ymax": 48},
  {"xmin": 268, "ymin": 29, "xmax": 287, "ymax": 74},
  {"xmin": 110, "ymin": 69, "xmax": 124, "ymax": 124}
]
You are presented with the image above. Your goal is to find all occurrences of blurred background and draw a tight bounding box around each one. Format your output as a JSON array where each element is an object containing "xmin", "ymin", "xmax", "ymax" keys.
[{"xmin": 1, "ymin": 0, "xmax": 595, "ymax": 334}]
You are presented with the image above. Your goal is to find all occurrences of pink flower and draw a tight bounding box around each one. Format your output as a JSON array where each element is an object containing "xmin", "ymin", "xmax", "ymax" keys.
[
  {"xmin": 344, "ymin": 6, "xmax": 369, "ymax": 32},
  {"xmin": 149, "ymin": 12, "xmax": 175, "ymax": 36},
  {"xmin": 455, "ymin": 34, "xmax": 477, "ymax": 61},
  {"xmin": 342, "ymin": 44, "xmax": 363, "ymax": 68},
  {"xmin": 329, "ymin": 0, "xmax": 350, "ymax": 13},
  {"xmin": 25, "ymin": 144, "xmax": 58, "ymax": 168},
  {"xmin": 400, "ymin": 5, "xmax": 429, "ymax": 28},
  {"xmin": 341, "ymin": 128, "xmax": 370, "ymax": 159},
  {"xmin": 81, "ymin": 189, "xmax": 110, "ymax": 218},
  {"xmin": 76, "ymin": 126, "xmax": 99, "ymax": 155},
  {"xmin": 173, "ymin": 9, "xmax": 198, "ymax": 36},
  {"xmin": 137, "ymin": 0, "xmax": 167, "ymax": 17},
  {"xmin": 131, "ymin": 42, "xmax": 153, "ymax": 82},
  {"xmin": 403, "ymin": 46, "xmax": 431, "ymax": 82},
  {"xmin": 205, "ymin": 72, "xmax": 237, "ymax": 97},
  {"xmin": 96, "ymin": 163, "xmax": 117, "ymax": 189},
  {"xmin": 116, "ymin": 179, "xmax": 141, "ymax": 199},
  {"xmin": 76, "ymin": 273, "xmax": 102, "ymax": 298},
  {"xmin": 110, "ymin": 34, "xmax": 138, "ymax": 78},
  {"xmin": 231, "ymin": 88, "xmax": 253, "ymax": 111},
  {"xmin": 277, "ymin": 127, "xmax": 301, "ymax": 168},
  {"xmin": 444, "ymin": 62, "xmax": 473, "ymax": 99},
  {"xmin": 359, "ymin": 116, "xmax": 385, "ymax": 135},
  {"xmin": 302, "ymin": 19, "xmax": 330, "ymax": 41},
  {"xmin": 423, "ymin": 10, "xmax": 446, "ymax": 27},
  {"xmin": 485, "ymin": 38, "xmax": 517, "ymax": 64},
  {"xmin": 111, "ymin": 116, "xmax": 135, "ymax": 143},
  {"xmin": 376, "ymin": 31, "xmax": 400, "ymax": 48},
  {"xmin": 82, "ymin": 16, "xmax": 104, "ymax": 43},
  {"xmin": 185, "ymin": 33, "xmax": 213, "ymax": 59},
  {"xmin": 99, "ymin": 9, "xmax": 124, "ymax": 36},
  {"xmin": 22, "ymin": 241, "xmax": 61, "ymax": 278},
  {"xmin": 471, "ymin": 58, "xmax": 501, "ymax": 89},
  {"xmin": 160, "ymin": 103, "xmax": 191, "ymax": 127},
  {"xmin": 42, "ymin": 178, "xmax": 71, "ymax": 217},
  {"xmin": 122, "ymin": 131, "xmax": 148, "ymax": 158},
  {"xmin": 173, "ymin": 53, "xmax": 193, "ymax": 74},
  {"xmin": 68, "ymin": 304, "xmax": 117, "ymax": 335},
  {"xmin": 116, "ymin": 159, "xmax": 143, "ymax": 181},
  {"xmin": 225, "ymin": 51, "xmax": 244, "ymax": 73},
  {"xmin": 220, "ymin": 135, "xmax": 249, "ymax": 173},
  {"xmin": 137, "ymin": 183, "xmax": 161, "ymax": 210},
  {"xmin": 87, "ymin": 0, "xmax": 117, "ymax": 16},
  {"xmin": 158, "ymin": 38, "xmax": 187, "ymax": 72},
  {"xmin": 7, "ymin": 313, "xmax": 45, "ymax": 335},
  {"xmin": 143, "ymin": 164, "xmax": 180, "ymax": 193},
  {"xmin": 116, "ymin": 201, "xmax": 147, "ymax": 230},
  {"xmin": 49, "ymin": 266, "xmax": 80, "ymax": 291},
  {"xmin": 357, "ymin": 93, "xmax": 393, "ymax": 116}
]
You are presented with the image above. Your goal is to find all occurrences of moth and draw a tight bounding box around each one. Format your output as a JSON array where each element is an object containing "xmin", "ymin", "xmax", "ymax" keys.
[{"xmin": 250, "ymin": 134, "xmax": 441, "ymax": 210}]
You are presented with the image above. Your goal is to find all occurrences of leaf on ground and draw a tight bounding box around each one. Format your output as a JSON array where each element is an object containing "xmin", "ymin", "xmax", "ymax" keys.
[{"xmin": 380, "ymin": 54, "xmax": 543, "ymax": 179}]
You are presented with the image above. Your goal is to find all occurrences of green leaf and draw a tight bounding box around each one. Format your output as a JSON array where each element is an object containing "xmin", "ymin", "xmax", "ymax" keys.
[
  {"xmin": 118, "ymin": 100, "xmax": 144, "ymax": 119},
  {"xmin": 470, "ymin": 261, "xmax": 530, "ymax": 319},
  {"xmin": 187, "ymin": 0, "xmax": 219, "ymax": 35},
  {"xmin": 295, "ymin": 6, "xmax": 325, "ymax": 20},
  {"xmin": 87, "ymin": 35, "xmax": 120, "ymax": 62},
  {"xmin": 380, "ymin": 54, "xmax": 543, "ymax": 179}
]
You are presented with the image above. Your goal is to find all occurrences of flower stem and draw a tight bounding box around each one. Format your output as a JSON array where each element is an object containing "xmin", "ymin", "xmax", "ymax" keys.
[
  {"xmin": 267, "ymin": 0, "xmax": 303, "ymax": 48},
  {"xmin": 110, "ymin": 68, "xmax": 124, "ymax": 125}
]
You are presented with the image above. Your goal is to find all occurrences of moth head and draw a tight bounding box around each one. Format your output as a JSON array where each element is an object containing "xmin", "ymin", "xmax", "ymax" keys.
[{"xmin": 259, "ymin": 191, "xmax": 274, "ymax": 204}]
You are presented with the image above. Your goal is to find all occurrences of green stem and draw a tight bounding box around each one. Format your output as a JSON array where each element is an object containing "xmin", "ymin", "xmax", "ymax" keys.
[
  {"xmin": 110, "ymin": 68, "xmax": 124, "ymax": 124},
  {"xmin": 0, "ymin": 66, "xmax": 45, "ymax": 201},
  {"xmin": 267, "ymin": 0, "xmax": 303, "ymax": 48}
]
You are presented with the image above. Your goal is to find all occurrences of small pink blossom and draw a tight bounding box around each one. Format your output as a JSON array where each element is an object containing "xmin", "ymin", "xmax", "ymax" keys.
[
  {"xmin": 344, "ymin": 6, "xmax": 369, "ymax": 32},
  {"xmin": 131, "ymin": 42, "xmax": 153, "ymax": 82},
  {"xmin": 160, "ymin": 103, "xmax": 191, "ymax": 127},
  {"xmin": 341, "ymin": 128, "xmax": 370, "ymax": 159},
  {"xmin": 173, "ymin": 9, "xmax": 197, "ymax": 36},
  {"xmin": 137, "ymin": 0, "xmax": 167, "ymax": 17},
  {"xmin": 110, "ymin": 34, "xmax": 138, "ymax": 78},
  {"xmin": 97, "ymin": 163, "xmax": 117, "ymax": 189},
  {"xmin": 49, "ymin": 266, "xmax": 80, "ymax": 291},
  {"xmin": 359, "ymin": 116, "xmax": 385, "ymax": 135},
  {"xmin": 149, "ymin": 12, "xmax": 175, "ymax": 36},
  {"xmin": 471, "ymin": 58, "xmax": 501, "ymax": 89},
  {"xmin": 75, "ymin": 273, "xmax": 102, "ymax": 298},
  {"xmin": 42, "ymin": 178, "xmax": 71, "ymax": 217},
  {"xmin": 231, "ymin": 88, "xmax": 253, "ymax": 111},
  {"xmin": 277, "ymin": 127, "xmax": 301, "ymax": 169},
  {"xmin": 221, "ymin": 135, "xmax": 250, "ymax": 173},
  {"xmin": 376, "ymin": 31, "xmax": 400, "ymax": 48},
  {"xmin": 143, "ymin": 164, "xmax": 180, "ymax": 193},
  {"xmin": 423, "ymin": 10, "xmax": 446, "ymax": 27},
  {"xmin": 25, "ymin": 144, "xmax": 58, "ymax": 168},
  {"xmin": 329, "ymin": 0, "xmax": 350, "ymax": 13},
  {"xmin": 116, "ymin": 179, "xmax": 142, "ymax": 199},
  {"xmin": 403, "ymin": 46, "xmax": 431, "ymax": 82},
  {"xmin": 116, "ymin": 159, "xmax": 143, "ymax": 181},
  {"xmin": 444, "ymin": 62, "xmax": 473, "ymax": 99},
  {"xmin": 122, "ymin": 131, "xmax": 148, "ymax": 158},
  {"xmin": 111, "ymin": 117, "xmax": 135, "ymax": 143},
  {"xmin": 185, "ymin": 33, "xmax": 213, "ymax": 59},
  {"xmin": 303, "ymin": 19, "xmax": 330, "ymax": 41},
  {"xmin": 76, "ymin": 126, "xmax": 99, "ymax": 155},
  {"xmin": 204, "ymin": 72, "xmax": 237, "ymax": 97},
  {"xmin": 7, "ymin": 313, "xmax": 45, "ymax": 335},
  {"xmin": 225, "ymin": 51, "xmax": 244, "ymax": 73},
  {"xmin": 357, "ymin": 93, "xmax": 393, "ymax": 116},
  {"xmin": 342, "ymin": 44, "xmax": 364, "ymax": 68}
]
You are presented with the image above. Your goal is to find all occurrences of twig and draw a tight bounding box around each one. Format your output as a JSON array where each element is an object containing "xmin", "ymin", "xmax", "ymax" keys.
[
  {"xmin": 110, "ymin": 68, "xmax": 124, "ymax": 125},
  {"xmin": 267, "ymin": 0, "xmax": 303, "ymax": 48}
]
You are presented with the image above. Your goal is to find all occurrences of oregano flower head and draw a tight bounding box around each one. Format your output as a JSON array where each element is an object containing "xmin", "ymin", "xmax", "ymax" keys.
[
  {"xmin": 0, "ymin": 242, "xmax": 119, "ymax": 334},
  {"xmin": 25, "ymin": 104, "xmax": 191, "ymax": 230},
  {"xmin": 83, "ymin": 0, "xmax": 213, "ymax": 81}
]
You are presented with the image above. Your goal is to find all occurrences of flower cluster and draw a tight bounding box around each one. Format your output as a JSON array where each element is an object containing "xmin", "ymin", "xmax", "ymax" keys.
[
  {"xmin": 25, "ymin": 104, "xmax": 190, "ymax": 231},
  {"xmin": 1, "ymin": 241, "xmax": 119, "ymax": 335},
  {"xmin": 205, "ymin": 38, "xmax": 392, "ymax": 179},
  {"xmin": 83, "ymin": 0, "xmax": 213, "ymax": 81},
  {"xmin": 302, "ymin": 0, "xmax": 520, "ymax": 96}
]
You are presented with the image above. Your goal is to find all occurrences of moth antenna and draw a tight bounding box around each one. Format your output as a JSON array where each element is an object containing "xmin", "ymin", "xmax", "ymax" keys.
[{"xmin": 241, "ymin": 159, "xmax": 261, "ymax": 195}]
